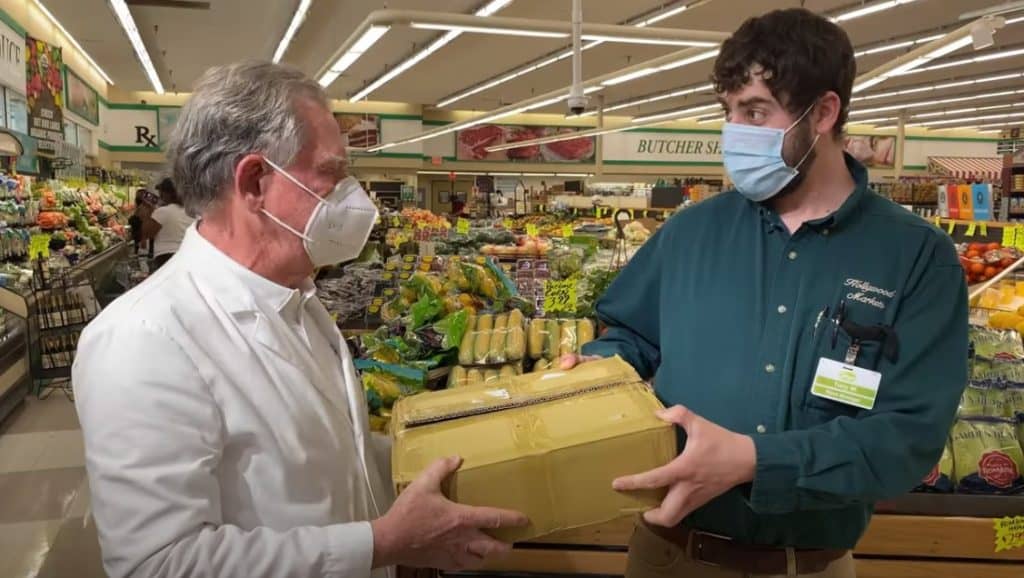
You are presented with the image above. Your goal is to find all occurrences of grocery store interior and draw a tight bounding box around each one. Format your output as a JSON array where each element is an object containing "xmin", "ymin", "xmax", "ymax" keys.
[{"xmin": 0, "ymin": 0, "xmax": 1023, "ymax": 576}]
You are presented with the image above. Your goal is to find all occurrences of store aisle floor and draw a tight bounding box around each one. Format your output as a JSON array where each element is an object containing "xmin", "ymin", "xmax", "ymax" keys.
[{"xmin": 0, "ymin": 394, "xmax": 107, "ymax": 578}]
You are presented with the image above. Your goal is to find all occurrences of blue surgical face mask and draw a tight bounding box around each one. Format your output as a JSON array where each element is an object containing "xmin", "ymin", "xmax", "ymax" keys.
[{"xmin": 721, "ymin": 103, "xmax": 821, "ymax": 202}]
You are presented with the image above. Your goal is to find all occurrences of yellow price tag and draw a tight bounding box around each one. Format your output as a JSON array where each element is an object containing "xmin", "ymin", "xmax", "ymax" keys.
[
  {"xmin": 595, "ymin": 207, "xmax": 603, "ymax": 218},
  {"xmin": 980, "ymin": 223, "xmax": 988, "ymax": 236},
  {"xmin": 562, "ymin": 224, "xmax": 573, "ymax": 237},
  {"xmin": 628, "ymin": 209, "xmax": 635, "ymax": 219},
  {"xmin": 933, "ymin": 216, "xmax": 941, "ymax": 228},
  {"xmin": 417, "ymin": 221, "xmax": 427, "ymax": 229},
  {"xmin": 526, "ymin": 223, "xmax": 539, "ymax": 237},
  {"xmin": 946, "ymin": 221, "xmax": 956, "ymax": 235},
  {"xmin": 994, "ymin": 516, "xmax": 1024, "ymax": 552},
  {"xmin": 1003, "ymin": 226, "xmax": 1016, "ymax": 248},
  {"xmin": 456, "ymin": 218, "xmax": 470, "ymax": 235},
  {"xmin": 543, "ymin": 278, "xmax": 578, "ymax": 315},
  {"xmin": 503, "ymin": 218, "xmax": 513, "ymax": 229},
  {"xmin": 391, "ymin": 216, "xmax": 401, "ymax": 227},
  {"xmin": 29, "ymin": 234, "xmax": 50, "ymax": 260},
  {"xmin": 965, "ymin": 223, "xmax": 977, "ymax": 237}
]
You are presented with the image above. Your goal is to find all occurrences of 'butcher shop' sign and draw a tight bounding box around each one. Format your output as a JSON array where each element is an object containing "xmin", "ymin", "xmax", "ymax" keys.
[{"xmin": 603, "ymin": 131, "xmax": 723, "ymax": 164}]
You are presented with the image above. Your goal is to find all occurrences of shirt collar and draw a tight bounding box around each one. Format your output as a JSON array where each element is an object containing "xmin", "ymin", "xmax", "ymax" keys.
[
  {"xmin": 755, "ymin": 152, "xmax": 869, "ymax": 234},
  {"xmin": 179, "ymin": 224, "xmax": 316, "ymax": 317}
]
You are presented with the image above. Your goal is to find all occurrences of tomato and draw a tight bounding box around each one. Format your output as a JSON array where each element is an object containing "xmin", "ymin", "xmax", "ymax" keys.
[
  {"xmin": 985, "ymin": 266, "xmax": 999, "ymax": 278},
  {"xmin": 969, "ymin": 243, "xmax": 986, "ymax": 252},
  {"xmin": 1001, "ymin": 257, "xmax": 1015, "ymax": 268},
  {"xmin": 979, "ymin": 275, "xmax": 990, "ymax": 282},
  {"xmin": 987, "ymin": 242, "xmax": 1002, "ymax": 251},
  {"xmin": 966, "ymin": 250, "xmax": 982, "ymax": 259},
  {"xmin": 970, "ymin": 262, "xmax": 985, "ymax": 275}
]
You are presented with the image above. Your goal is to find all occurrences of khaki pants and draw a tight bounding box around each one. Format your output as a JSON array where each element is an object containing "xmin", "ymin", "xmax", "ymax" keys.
[{"xmin": 626, "ymin": 522, "xmax": 856, "ymax": 578}]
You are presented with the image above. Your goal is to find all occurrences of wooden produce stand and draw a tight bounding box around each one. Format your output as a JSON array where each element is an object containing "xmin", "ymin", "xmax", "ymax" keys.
[{"xmin": 480, "ymin": 510, "xmax": 1023, "ymax": 577}]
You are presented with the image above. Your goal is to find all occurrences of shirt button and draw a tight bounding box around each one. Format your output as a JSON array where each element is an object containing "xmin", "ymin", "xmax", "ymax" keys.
[
  {"xmin": 777, "ymin": 305, "xmax": 787, "ymax": 314},
  {"xmin": 765, "ymin": 363, "xmax": 776, "ymax": 374},
  {"xmin": 788, "ymin": 251, "xmax": 798, "ymax": 261},
  {"xmin": 756, "ymin": 424, "xmax": 767, "ymax": 434},
  {"xmin": 822, "ymin": 229, "xmax": 831, "ymax": 236}
]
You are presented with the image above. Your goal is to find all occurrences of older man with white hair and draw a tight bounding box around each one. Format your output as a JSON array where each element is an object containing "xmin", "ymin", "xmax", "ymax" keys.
[{"xmin": 73, "ymin": 61, "xmax": 526, "ymax": 578}]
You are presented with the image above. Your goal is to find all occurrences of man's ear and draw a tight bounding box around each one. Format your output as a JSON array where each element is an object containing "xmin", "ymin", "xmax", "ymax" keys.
[
  {"xmin": 235, "ymin": 154, "xmax": 269, "ymax": 213},
  {"xmin": 815, "ymin": 91, "xmax": 842, "ymax": 137}
]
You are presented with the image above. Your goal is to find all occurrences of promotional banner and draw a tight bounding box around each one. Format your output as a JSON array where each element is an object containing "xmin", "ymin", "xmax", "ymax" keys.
[
  {"xmin": 0, "ymin": 18, "xmax": 25, "ymax": 93},
  {"xmin": 844, "ymin": 135, "xmax": 895, "ymax": 168},
  {"xmin": 457, "ymin": 124, "xmax": 595, "ymax": 162},
  {"xmin": 336, "ymin": 113, "xmax": 380, "ymax": 148},
  {"xmin": 602, "ymin": 130, "xmax": 721, "ymax": 164},
  {"xmin": 65, "ymin": 66, "xmax": 99, "ymax": 125},
  {"xmin": 25, "ymin": 36, "xmax": 63, "ymax": 153}
]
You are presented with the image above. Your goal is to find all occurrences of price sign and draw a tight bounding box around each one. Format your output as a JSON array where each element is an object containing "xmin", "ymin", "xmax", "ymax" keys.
[
  {"xmin": 456, "ymin": 218, "xmax": 470, "ymax": 235},
  {"xmin": 1016, "ymin": 227, "xmax": 1024, "ymax": 252},
  {"xmin": 503, "ymin": 218, "xmax": 513, "ymax": 229},
  {"xmin": 980, "ymin": 223, "xmax": 988, "ymax": 236},
  {"xmin": 526, "ymin": 223, "xmax": 539, "ymax": 237},
  {"xmin": 1003, "ymin": 226, "xmax": 1015, "ymax": 248},
  {"xmin": 628, "ymin": 209, "xmax": 635, "ymax": 219},
  {"xmin": 946, "ymin": 221, "xmax": 956, "ymax": 235},
  {"xmin": 543, "ymin": 278, "xmax": 578, "ymax": 315},
  {"xmin": 965, "ymin": 223, "xmax": 977, "ymax": 237},
  {"xmin": 29, "ymin": 234, "xmax": 50, "ymax": 260},
  {"xmin": 561, "ymin": 224, "xmax": 574, "ymax": 238},
  {"xmin": 417, "ymin": 221, "xmax": 427, "ymax": 229},
  {"xmin": 933, "ymin": 216, "xmax": 941, "ymax": 228},
  {"xmin": 391, "ymin": 216, "xmax": 401, "ymax": 227},
  {"xmin": 595, "ymin": 207, "xmax": 603, "ymax": 218},
  {"xmin": 994, "ymin": 516, "xmax": 1024, "ymax": 552}
]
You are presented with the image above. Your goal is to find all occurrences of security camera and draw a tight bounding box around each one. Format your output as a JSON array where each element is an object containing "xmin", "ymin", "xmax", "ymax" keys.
[{"xmin": 568, "ymin": 94, "xmax": 589, "ymax": 116}]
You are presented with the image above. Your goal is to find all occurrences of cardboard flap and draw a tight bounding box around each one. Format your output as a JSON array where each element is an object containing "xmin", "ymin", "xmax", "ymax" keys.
[{"xmin": 393, "ymin": 356, "xmax": 642, "ymax": 429}]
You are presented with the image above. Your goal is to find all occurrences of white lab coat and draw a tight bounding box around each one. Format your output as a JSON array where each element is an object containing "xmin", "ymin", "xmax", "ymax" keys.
[{"xmin": 73, "ymin": 225, "xmax": 395, "ymax": 578}]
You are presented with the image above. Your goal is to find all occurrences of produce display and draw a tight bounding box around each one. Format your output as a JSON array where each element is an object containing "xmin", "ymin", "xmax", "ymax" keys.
[
  {"xmin": 526, "ymin": 317, "xmax": 595, "ymax": 371},
  {"xmin": 917, "ymin": 326, "xmax": 1024, "ymax": 495},
  {"xmin": 958, "ymin": 241, "xmax": 1021, "ymax": 285}
]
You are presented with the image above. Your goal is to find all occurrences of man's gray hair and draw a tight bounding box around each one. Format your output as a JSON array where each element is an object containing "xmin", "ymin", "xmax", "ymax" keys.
[{"xmin": 166, "ymin": 61, "xmax": 328, "ymax": 216}]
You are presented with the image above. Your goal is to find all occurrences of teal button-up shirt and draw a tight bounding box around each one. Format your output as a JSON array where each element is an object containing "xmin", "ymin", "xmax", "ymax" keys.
[{"xmin": 583, "ymin": 155, "xmax": 968, "ymax": 549}]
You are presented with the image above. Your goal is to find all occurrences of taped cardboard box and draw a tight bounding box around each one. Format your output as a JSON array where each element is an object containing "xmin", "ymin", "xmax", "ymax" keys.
[{"xmin": 391, "ymin": 355, "xmax": 675, "ymax": 542}]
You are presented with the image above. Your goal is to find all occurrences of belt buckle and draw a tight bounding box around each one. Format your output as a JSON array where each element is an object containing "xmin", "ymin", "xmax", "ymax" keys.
[{"xmin": 693, "ymin": 530, "xmax": 732, "ymax": 567}]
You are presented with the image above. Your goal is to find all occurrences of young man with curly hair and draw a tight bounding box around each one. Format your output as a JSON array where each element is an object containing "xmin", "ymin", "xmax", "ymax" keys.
[{"xmin": 562, "ymin": 8, "xmax": 967, "ymax": 578}]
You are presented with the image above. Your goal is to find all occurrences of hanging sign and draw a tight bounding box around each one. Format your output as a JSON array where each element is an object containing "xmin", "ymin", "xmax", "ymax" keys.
[
  {"xmin": 0, "ymin": 18, "xmax": 25, "ymax": 94},
  {"xmin": 25, "ymin": 36, "xmax": 64, "ymax": 153}
]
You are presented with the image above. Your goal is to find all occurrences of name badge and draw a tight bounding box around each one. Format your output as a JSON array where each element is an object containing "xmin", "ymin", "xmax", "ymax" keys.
[{"xmin": 811, "ymin": 358, "xmax": 881, "ymax": 410}]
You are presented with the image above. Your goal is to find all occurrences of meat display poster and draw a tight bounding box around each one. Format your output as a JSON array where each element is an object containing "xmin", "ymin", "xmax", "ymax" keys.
[
  {"xmin": 65, "ymin": 66, "xmax": 98, "ymax": 125},
  {"xmin": 844, "ymin": 135, "xmax": 895, "ymax": 168},
  {"xmin": 457, "ymin": 124, "xmax": 596, "ymax": 162},
  {"xmin": 25, "ymin": 36, "xmax": 63, "ymax": 153},
  {"xmin": 335, "ymin": 113, "xmax": 379, "ymax": 149}
]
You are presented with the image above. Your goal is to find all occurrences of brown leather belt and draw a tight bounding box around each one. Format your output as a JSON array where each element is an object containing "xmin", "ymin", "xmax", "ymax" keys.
[{"xmin": 644, "ymin": 522, "xmax": 848, "ymax": 575}]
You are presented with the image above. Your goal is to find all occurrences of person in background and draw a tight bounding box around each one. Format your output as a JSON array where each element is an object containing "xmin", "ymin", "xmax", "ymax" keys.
[
  {"xmin": 562, "ymin": 8, "xmax": 967, "ymax": 578},
  {"xmin": 141, "ymin": 177, "xmax": 195, "ymax": 270},
  {"xmin": 128, "ymin": 188, "xmax": 155, "ymax": 256},
  {"xmin": 73, "ymin": 61, "xmax": 526, "ymax": 578}
]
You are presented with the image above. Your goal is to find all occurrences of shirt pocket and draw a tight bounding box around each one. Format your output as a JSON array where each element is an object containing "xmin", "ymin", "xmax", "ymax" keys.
[{"xmin": 801, "ymin": 320, "xmax": 882, "ymax": 421}]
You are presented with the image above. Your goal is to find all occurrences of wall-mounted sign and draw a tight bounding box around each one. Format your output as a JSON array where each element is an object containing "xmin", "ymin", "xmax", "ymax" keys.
[
  {"xmin": 158, "ymin": 106, "xmax": 180, "ymax": 148},
  {"xmin": 101, "ymin": 105, "xmax": 159, "ymax": 150},
  {"xmin": 602, "ymin": 131, "xmax": 721, "ymax": 164},
  {"xmin": 25, "ymin": 36, "xmax": 63, "ymax": 153},
  {"xmin": 65, "ymin": 66, "xmax": 99, "ymax": 125},
  {"xmin": 845, "ymin": 135, "xmax": 895, "ymax": 168},
  {"xmin": 457, "ymin": 124, "xmax": 595, "ymax": 163},
  {"xmin": 335, "ymin": 113, "xmax": 379, "ymax": 148},
  {"xmin": 0, "ymin": 18, "xmax": 25, "ymax": 94}
]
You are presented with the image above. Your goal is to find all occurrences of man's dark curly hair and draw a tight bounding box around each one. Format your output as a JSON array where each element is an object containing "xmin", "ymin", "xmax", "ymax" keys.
[{"xmin": 711, "ymin": 8, "xmax": 856, "ymax": 138}]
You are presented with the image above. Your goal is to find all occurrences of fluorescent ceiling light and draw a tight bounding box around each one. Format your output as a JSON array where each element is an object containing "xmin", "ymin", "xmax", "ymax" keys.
[
  {"xmin": 831, "ymin": 0, "xmax": 917, "ymax": 23},
  {"xmin": 914, "ymin": 111, "xmax": 1024, "ymax": 127},
  {"xmin": 318, "ymin": 25, "xmax": 390, "ymax": 87},
  {"xmin": 351, "ymin": 0, "xmax": 513, "ymax": 101},
  {"xmin": 849, "ymin": 116, "xmax": 899, "ymax": 124},
  {"xmin": 411, "ymin": 22, "xmax": 568, "ymax": 38},
  {"xmin": 273, "ymin": 0, "xmax": 314, "ymax": 63},
  {"xmin": 632, "ymin": 102, "xmax": 719, "ymax": 123},
  {"xmin": 602, "ymin": 68, "xmax": 659, "ymax": 86},
  {"xmin": 850, "ymin": 89, "xmax": 1022, "ymax": 115},
  {"xmin": 109, "ymin": 0, "xmax": 164, "ymax": 93},
  {"xmin": 855, "ymin": 35, "xmax": 944, "ymax": 57},
  {"xmin": 582, "ymin": 82, "xmax": 714, "ymax": 116},
  {"xmin": 852, "ymin": 70, "xmax": 1024, "ymax": 102},
  {"xmin": 914, "ymin": 102, "xmax": 1021, "ymax": 118},
  {"xmin": 658, "ymin": 48, "xmax": 720, "ymax": 71},
  {"xmin": 434, "ymin": 1, "xmax": 707, "ymax": 108},
  {"xmin": 923, "ymin": 35, "xmax": 974, "ymax": 59},
  {"xmin": 894, "ymin": 47, "xmax": 1024, "ymax": 76},
  {"xmin": 32, "ymin": 0, "xmax": 114, "ymax": 85},
  {"xmin": 580, "ymin": 34, "xmax": 715, "ymax": 47},
  {"xmin": 853, "ymin": 76, "xmax": 887, "ymax": 93},
  {"xmin": 637, "ymin": 4, "xmax": 688, "ymax": 26}
]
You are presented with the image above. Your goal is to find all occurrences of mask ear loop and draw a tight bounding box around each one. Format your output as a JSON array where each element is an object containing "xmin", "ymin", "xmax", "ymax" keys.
[
  {"xmin": 260, "ymin": 156, "xmax": 319, "ymax": 242},
  {"xmin": 794, "ymin": 133, "xmax": 821, "ymax": 171}
]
